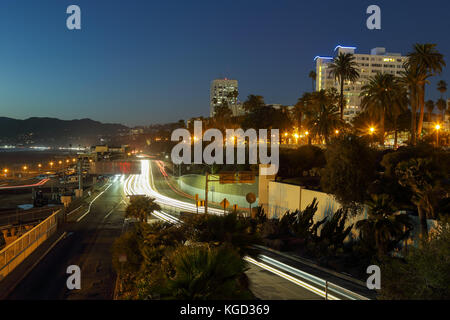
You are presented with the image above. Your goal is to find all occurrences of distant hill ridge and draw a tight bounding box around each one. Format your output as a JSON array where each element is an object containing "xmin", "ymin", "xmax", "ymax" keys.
[{"xmin": 0, "ymin": 117, "xmax": 128, "ymax": 139}]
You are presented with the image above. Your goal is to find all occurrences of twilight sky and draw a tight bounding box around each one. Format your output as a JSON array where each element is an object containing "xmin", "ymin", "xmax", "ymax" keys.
[{"xmin": 0, "ymin": 0, "xmax": 449, "ymax": 127}]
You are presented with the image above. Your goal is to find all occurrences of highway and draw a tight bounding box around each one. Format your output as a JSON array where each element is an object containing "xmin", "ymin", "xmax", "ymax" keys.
[
  {"xmin": 124, "ymin": 159, "xmax": 370, "ymax": 300},
  {"xmin": 6, "ymin": 176, "xmax": 127, "ymax": 299}
]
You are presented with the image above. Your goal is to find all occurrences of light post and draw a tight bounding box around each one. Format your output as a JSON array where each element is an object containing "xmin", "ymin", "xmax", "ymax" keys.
[
  {"xmin": 435, "ymin": 124, "xmax": 441, "ymax": 147},
  {"xmin": 369, "ymin": 127, "xmax": 376, "ymax": 147}
]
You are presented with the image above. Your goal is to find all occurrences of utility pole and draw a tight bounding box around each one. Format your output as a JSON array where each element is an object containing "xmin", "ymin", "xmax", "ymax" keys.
[{"xmin": 78, "ymin": 159, "xmax": 83, "ymax": 196}]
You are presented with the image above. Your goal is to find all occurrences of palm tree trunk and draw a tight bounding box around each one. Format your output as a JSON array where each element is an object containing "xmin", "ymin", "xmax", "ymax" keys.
[
  {"xmin": 417, "ymin": 84, "xmax": 425, "ymax": 136},
  {"xmin": 340, "ymin": 78, "xmax": 344, "ymax": 120},
  {"xmin": 410, "ymin": 86, "xmax": 417, "ymax": 145}
]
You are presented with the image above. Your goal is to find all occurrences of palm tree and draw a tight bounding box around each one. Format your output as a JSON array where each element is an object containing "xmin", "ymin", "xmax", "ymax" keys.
[
  {"xmin": 437, "ymin": 80, "xmax": 447, "ymax": 122},
  {"xmin": 242, "ymin": 94, "xmax": 265, "ymax": 112},
  {"xmin": 405, "ymin": 44, "xmax": 446, "ymax": 137},
  {"xmin": 399, "ymin": 64, "xmax": 425, "ymax": 145},
  {"xmin": 304, "ymin": 90, "xmax": 343, "ymax": 144},
  {"xmin": 328, "ymin": 53, "xmax": 360, "ymax": 120},
  {"xmin": 166, "ymin": 245, "xmax": 251, "ymax": 299},
  {"xmin": 309, "ymin": 70, "xmax": 317, "ymax": 91},
  {"xmin": 360, "ymin": 73, "xmax": 407, "ymax": 146},
  {"xmin": 437, "ymin": 80, "xmax": 447, "ymax": 99},
  {"xmin": 294, "ymin": 92, "xmax": 312, "ymax": 130},
  {"xmin": 436, "ymin": 98, "xmax": 447, "ymax": 122},
  {"xmin": 125, "ymin": 195, "xmax": 161, "ymax": 223},
  {"xmin": 356, "ymin": 194, "xmax": 412, "ymax": 258},
  {"xmin": 425, "ymin": 100, "xmax": 435, "ymax": 122}
]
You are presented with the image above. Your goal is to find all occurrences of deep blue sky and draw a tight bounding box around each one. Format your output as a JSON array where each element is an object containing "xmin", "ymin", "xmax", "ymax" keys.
[{"xmin": 0, "ymin": 0, "xmax": 449, "ymax": 126}]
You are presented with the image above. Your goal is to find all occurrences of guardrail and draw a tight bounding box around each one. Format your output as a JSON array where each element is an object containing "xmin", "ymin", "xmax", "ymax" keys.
[{"xmin": 0, "ymin": 209, "xmax": 63, "ymax": 282}]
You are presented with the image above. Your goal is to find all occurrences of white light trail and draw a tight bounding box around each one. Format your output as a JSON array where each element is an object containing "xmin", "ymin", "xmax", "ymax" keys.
[
  {"xmin": 123, "ymin": 160, "xmax": 224, "ymax": 215},
  {"xmin": 122, "ymin": 159, "xmax": 369, "ymax": 301}
]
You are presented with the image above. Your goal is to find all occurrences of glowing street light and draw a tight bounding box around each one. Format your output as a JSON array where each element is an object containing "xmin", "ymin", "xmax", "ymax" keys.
[
  {"xmin": 435, "ymin": 124, "xmax": 441, "ymax": 147},
  {"xmin": 50, "ymin": 162, "xmax": 54, "ymax": 167},
  {"xmin": 369, "ymin": 127, "xmax": 375, "ymax": 134},
  {"xmin": 335, "ymin": 130, "xmax": 339, "ymax": 135},
  {"xmin": 23, "ymin": 166, "xmax": 28, "ymax": 171},
  {"xmin": 38, "ymin": 164, "xmax": 42, "ymax": 168}
]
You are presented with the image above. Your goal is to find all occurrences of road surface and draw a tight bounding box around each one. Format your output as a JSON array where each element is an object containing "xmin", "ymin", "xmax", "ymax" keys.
[{"xmin": 7, "ymin": 177, "xmax": 127, "ymax": 299}]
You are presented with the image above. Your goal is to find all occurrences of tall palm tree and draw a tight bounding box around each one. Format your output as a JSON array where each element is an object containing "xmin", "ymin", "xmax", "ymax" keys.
[
  {"xmin": 405, "ymin": 44, "xmax": 446, "ymax": 137},
  {"xmin": 125, "ymin": 195, "xmax": 161, "ymax": 223},
  {"xmin": 294, "ymin": 92, "xmax": 312, "ymax": 130},
  {"xmin": 425, "ymin": 100, "xmax": 435, "ymax": 122},
  {"xmin": 360, "ymin": 73, "xmax": 407, "ymax": 146},
  {"xmin": 437, "ymin": 80, "xmax": 447, "ymax": 98},
  {"xmin": 328, "ymin": 53, "xmax": 360, "ymax": 120},
  {"xmin": 399, "ymin": 64, "xmax": 425, "ymax": 145},
  {"xmin": 309, "ymin": 70, "xmax": 317, "ymax": 91},
  {"xmin": 437, "ymin": 80, "xmax": 447, "ymax": 122},
  {"xmin": 305, "ymin": 90, "xmax": 343, "ymax": 144},
  {"xmin": 436, "ymin": 98, "xmax": 447, "ymax": 122}
]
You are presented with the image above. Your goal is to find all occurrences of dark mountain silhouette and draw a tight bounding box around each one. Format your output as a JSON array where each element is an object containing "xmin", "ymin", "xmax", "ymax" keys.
[{"xmin": 0, "ymin": 117, "xmax": 129, "ymax": 145}]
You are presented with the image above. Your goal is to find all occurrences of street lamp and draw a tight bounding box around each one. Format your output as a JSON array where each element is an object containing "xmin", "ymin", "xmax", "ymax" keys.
[
  {"xmin": 435, "ymin": 124, "xmax": 441, "ymax": 147},
  {"xmin": 369, "ymin": 127, "xmax": 375, "ymax": 135}
]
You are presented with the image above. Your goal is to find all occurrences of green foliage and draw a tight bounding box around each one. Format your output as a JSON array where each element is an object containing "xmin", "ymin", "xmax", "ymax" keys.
[
  {"xmin": 181, "ymin": 213, "xmax": 261, "ymax": 257},
  {"xmin": 395, "ymin": 157, "xmax": 447, "ymax": 238},
  {"xmin": 321, "ymin": 135, "xmax": 376, "ymax": 208},
  {"xmin": 315, "ymin": 208, "xmax": 353, "ymax": 248},
  {"xmin": 126, "ymin": 195, "xmax": 161, "ymax": 222},
  {"xmin": 356, "ymin": 194, "xmax": 412, "ymax": 258},
  {"xmin": 241, "ymin": 105, "xmax": 292, "ymax": 131},
  {"xmin": 153, "ymin": 245, "xmax": 253, "ymax": 300},
  {"xmin": 277, "ymin": 145, "xmax": 325, "ymax": 179},
  {"xmin": 379, "ymin": 219, "xmax": 450, "ymax": 300}
]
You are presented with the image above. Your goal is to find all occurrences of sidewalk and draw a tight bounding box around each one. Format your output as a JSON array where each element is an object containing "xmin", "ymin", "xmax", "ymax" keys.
[{"xmin": 0, "ymin": 229, "xmax": 67, "ymax": 299}]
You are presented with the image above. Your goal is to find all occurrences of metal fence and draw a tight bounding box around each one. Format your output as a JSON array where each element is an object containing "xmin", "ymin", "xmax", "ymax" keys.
[{"xmin": 0, "ymin": 209, "xmax": 62, "ymax": 282}]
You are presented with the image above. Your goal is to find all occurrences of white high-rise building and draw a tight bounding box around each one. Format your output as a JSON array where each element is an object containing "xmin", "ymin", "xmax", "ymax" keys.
[
  {"xmin": 210, "ymin": 79, "xmax": 243, "ymax": 117},
  {"xmin": 315, "ymin": 46, "xmax": 408, "ymax": 121}
]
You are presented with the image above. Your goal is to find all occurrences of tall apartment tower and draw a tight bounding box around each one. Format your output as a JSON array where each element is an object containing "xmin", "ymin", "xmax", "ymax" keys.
[
  {"xmin": 315, "ymin": 46, "xmax": 408, "ymax": 121},
  {"xmin": 210, "ymin": 78, "xmax": 242, "ymax": 117}
]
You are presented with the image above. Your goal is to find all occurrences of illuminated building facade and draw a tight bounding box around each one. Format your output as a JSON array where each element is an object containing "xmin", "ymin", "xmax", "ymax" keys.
[{"xmin": 315, "ymin": 46, "xmax": 408, "ymax": 121}]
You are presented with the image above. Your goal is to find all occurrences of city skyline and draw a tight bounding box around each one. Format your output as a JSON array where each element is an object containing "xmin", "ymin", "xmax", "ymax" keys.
[{"xmin": 0, "ymin": 0, "xmax": 449, "ymax": 126}]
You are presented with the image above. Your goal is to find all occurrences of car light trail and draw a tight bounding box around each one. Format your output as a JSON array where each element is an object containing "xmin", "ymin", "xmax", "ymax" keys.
[
  {"xmin": 123, "ymin": 160, "xmax": 224, "ymax": 215},
  {"xmin": 243, "ymin": 256, "xmax": 338, "ymax": 300},
  {"xmin": 0, "ymin": 178, "xmax": 50, "ymax": 190},
  {"xmin": 122, "ymin": 159, "xmax": 369, "ymax": 300}
]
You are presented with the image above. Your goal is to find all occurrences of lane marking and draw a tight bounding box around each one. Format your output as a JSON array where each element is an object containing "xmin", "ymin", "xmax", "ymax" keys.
[{"xmin": 76, "ymin": 183, "xmax": 113, "ymax": 222}]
